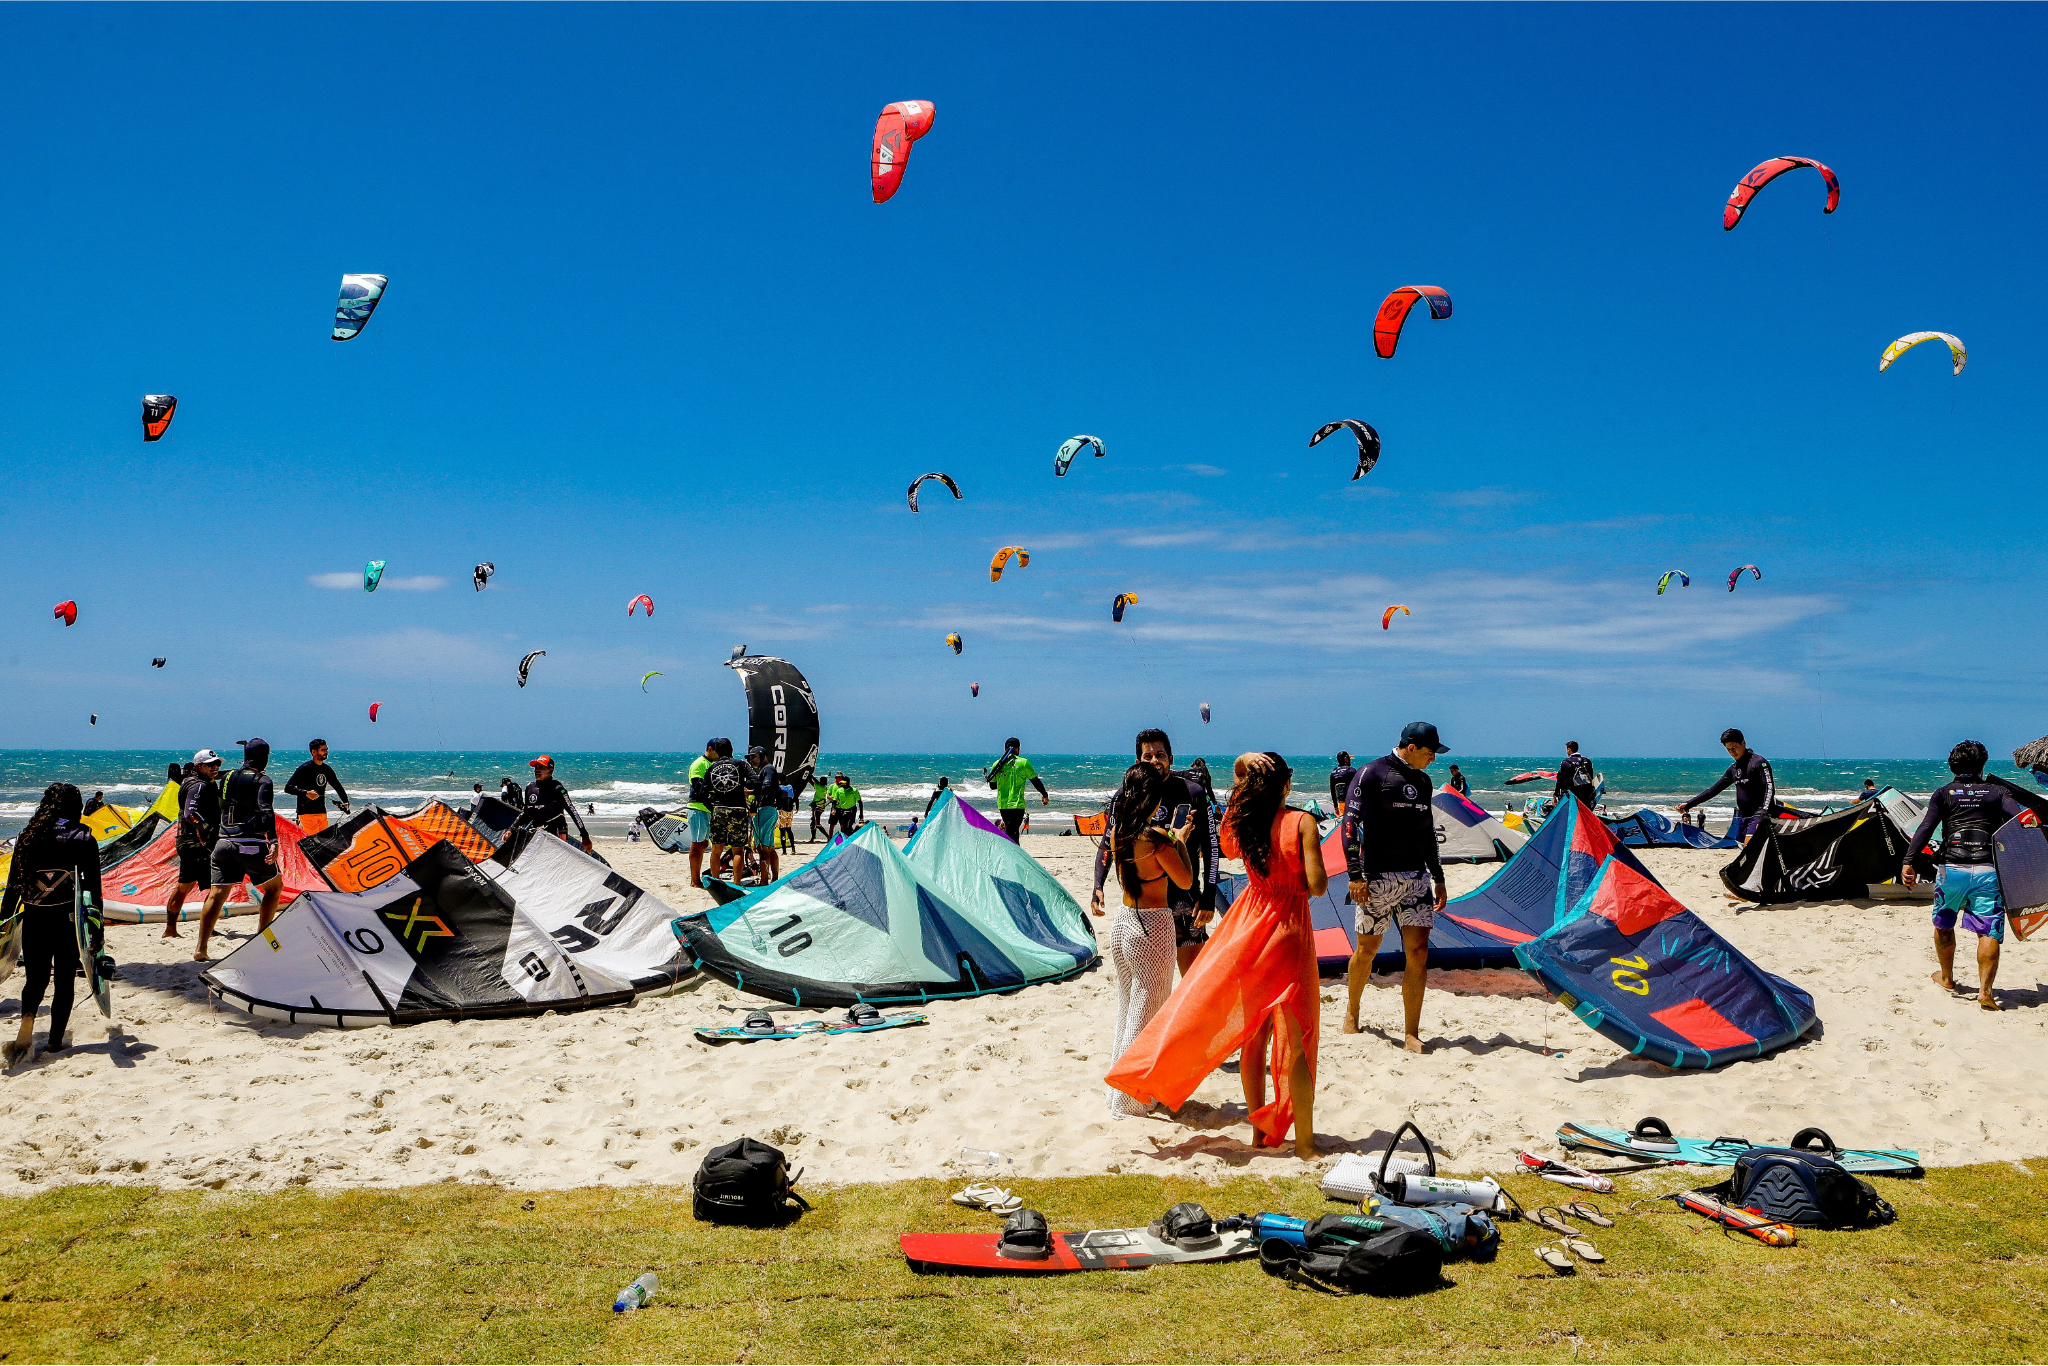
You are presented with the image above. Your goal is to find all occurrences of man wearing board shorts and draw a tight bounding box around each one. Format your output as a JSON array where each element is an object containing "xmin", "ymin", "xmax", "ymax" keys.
[
  {"xmin": 683, "ymin": 739, "xmax": 717, "ymax": 889},
  {"xmin": 1904, "ymin": 740, "xmax": 2040, "ymax": 1012},
  {"xmin": 746, "ymin": 745, "xmax": 783, "ymax": 885},
  {"xmin": 1340, "ymin": 722, "xmax": 1450, "ymax": 1054}
]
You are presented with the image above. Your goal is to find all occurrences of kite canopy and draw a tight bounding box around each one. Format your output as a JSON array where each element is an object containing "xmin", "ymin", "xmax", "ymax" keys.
[
  {"xmin": 1879, "ymin": 331, "xmax": 1966, "ymax": 376},
  {"xmin": 1718, "ymin": 803, "xmax": 1913, "ymax": 904},
  {"xmin": 989, "ymin": 546, "xmax": 1029, "ymax": 582},
  {"xmin": 151, "ymin": 657, "xmax": 166, "ymax": 668},
  {"xmin": 141, "ymin": 394, "xmax": 177, "ymax": 442},
  {"xmin": 1727, "ymin": 564, "xmax": 1760, "ymax": 592},
  {"xmin": 1200, "ymin": 702, "xmax": 1210, "ymax": 723},
  {"xmin": 676, "ymin": 792, "xmax": 1095, "ymax": 1006},
  {"xmin": 945, "ymin": 632, "xmax": 962, "ymax": 654},
  {"xmin": 53, "ymin": 601, "xmax": 77, "ymax": 626},
  {"xmin": 871, "ymin": 100, "xmax": 935, "ymax": 203},
  {"xmin": 332, "ymin": 273, "xmax": 389, "ymax": 341},
  {"xmin": 640, "ymin": 670, "xmax": 663, "ymax": 693},
  {"xmin": 725, "ymin": 653, "xmax": 820, "ymax": 791},
  {"xmin": 298, "ymin": 800, "xmax": 503, "ymax": 893},
  {"xmin": 203, "ymin": 838, "xmax": 690, "ymax": 1028},
  {"xmin": 627, "ymin": 593, "xmax": 654, "ymax": 617},
  {"xmin": 368, "ymin": 702, "xmax": 382, "ymax": 723},
  {"xmin": 474, "ymin": 562, "xmax": 495, "ymax": 592},
  {"xmin": 364, "ymin": 561, "xmax": 386, "ymax": 592},
  {"xmin": 1657, "ymin": 571, "xmax": 1690, "ymax": 595},
  {"xmin": 517, "ymin": 649, "xmax": 546, "ymax": 688},
  {"xmin": 1373, "ymin": 286, "xmax": 1452, "ymax": 359},
  {"xmin": 970, "ymin": 682, "xmax": 979, "ymax": 697},
  {"xmin": 104, "ymin": 815, "xmax": 325, "ymax": 923},
  {"xmin": 1515, "ymin": 856, "xmax": 1817, "ymax": 1068},
  {"xmin": 1604, "ymin": 807, "xmax": 1741, "ymax": 850},
  {"xmin": 1054, "ymin": 435, "xmax": 1105, "ymax": 476},
  {"xmin": 1723, "ymin": 156, "xmax": 1838, "ymax": 231},
  {"xmin": 1111, "ymin": 592, "xmax": 1138, "ymax": 623},
  {"xmin": 1309, "ymin": 420, "xmax": 1382, "ymax": 482},
  {"xmin": 1381, "ymin": 604, "xmax": 1410, "ymax": 630},
  {"xmin": 906, "ymin": 471, "xmax": 961, "ymax": 513},
  {"xmin": 1505, "ymin": 771, "xmax": 1556, "ymax": 786}
]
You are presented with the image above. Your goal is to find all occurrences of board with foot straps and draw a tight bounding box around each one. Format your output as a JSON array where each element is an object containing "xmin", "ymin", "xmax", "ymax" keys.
[
  {"xmin": 695, "ymin": 1003, "xmax": 926, "ymax": 1043},
  {"xmin": 1558, "ymin": 1118, "xmax": 1920, "ymax": 1176},
  {"xmin": 73, "ymin": 886, "xmax": 111, "ymax": 1018},
  {"xmin": 902, "ymin": 1203, "xmax": 1256, "ymax": 1273}
]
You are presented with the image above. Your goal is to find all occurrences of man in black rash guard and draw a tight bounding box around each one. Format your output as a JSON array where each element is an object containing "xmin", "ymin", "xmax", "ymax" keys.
[
  {"xmin": 1677, "ymin": 728, "xmax": 1778, "ymax": 842},
  {"xmin": 1091, "ymin": 729, "xmax": 1222, "ymax": 976},
  {"xmin": 284, "ymin": 738, "xmax": 351, "ymax": 835},
  {"xmin": 1903, "ymin": 740, "xmax": 2039, "ymax": 1011},
  {"xmin": 1554, "ymin": 742, "xmax": 1597, "ymax": 813},
  {"xmin": 1328, "ymin": 752, "xmax": 1355, "ymax": 814},
  {"xmin": 197, "ymin": 739, "xmax": 284, "ymax": 962},
  {"xmin": 1340, "ymin": 722, "xmax": 1449, "ymax": 1053},
  {"xmin": 515, "ymin": 755, "xmax": 594, "ymax": 855},
  {"xmin": 165, "ymin": 750, "xmax": 224, "ymax": 943}
]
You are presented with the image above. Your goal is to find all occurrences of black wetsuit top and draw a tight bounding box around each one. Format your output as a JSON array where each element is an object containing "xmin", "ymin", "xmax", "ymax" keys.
[
  {"xmin": 221, "ymin": 767, "xmax": 278, "ymax": 853},
  {"xmin": 925, "ymin": 786, "xmax": 951, "ymax": 815},
  {"xmin": 1093, "ymin": 770, "xmax": 1222, "ymax": 913},
  {"xmin": 284, "ymin": 761, "xmax": 350, "ymax": 817},
  {"xmin": 518, "ymin": 778, "xmax": 589, "ymax": 842},
  {"xmin": 1328, "ymin": 765, "xmax": 1357, "ymax": 812},
  {"xmin": 177, "ymin": 773, "xmax": 222, "ymax": 851},
  {"xmin": 1909, "ymin": 776, "xmax": 2033, "ymax": 866},
  {"xmin": 1555, "ymin": 754, "xmax": 1597, "ymax": 807},
  {"xmin": 1446, "ymin": 771, "xmax": 1469, "ymax": 795},
  {"xmin": 500, "ymin": 781, "xmax": 525, "ymax": 809},
  {"xmin": 11, "ymin": 820, "xmax": 103, "ymax": 919},
  {"xmin": 753, "ymin": 762, "xmax": 783, "ymax": 809},
  {"xmin": 1688, "ymin": 750, "xmax": 1778, "ymax": 818},
  {"xmin": 1342, "ymin": 753, "xmax": 1444, "ymax": 881}
]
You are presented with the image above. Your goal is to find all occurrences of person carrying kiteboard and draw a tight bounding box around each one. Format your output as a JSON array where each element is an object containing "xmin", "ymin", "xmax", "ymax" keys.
[
  {"xmin": 2, "ymin": 783, "xmax": 105, "ymax": 1069},
  {"xmin": 1903, "ymin": 740, "xmax": 2041, "ymax": 1012}
]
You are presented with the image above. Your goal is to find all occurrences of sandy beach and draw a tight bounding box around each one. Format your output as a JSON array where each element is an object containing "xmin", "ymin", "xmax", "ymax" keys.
[{"xmin": 2, "ymin": 830, "xmax": 2039, "ymax": 1194}]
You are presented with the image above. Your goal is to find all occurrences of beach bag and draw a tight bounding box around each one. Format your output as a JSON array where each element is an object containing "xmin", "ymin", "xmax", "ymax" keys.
[
  {"xmin": 1259, "ymin": 1226, "xmax": 1442, "ymax": 1295},
  {"xmin": 1715, "ymin": 1130, "xmax": 1892, "ymax": 1229},
  {"xmin": 692, "ymin": 1137, "xmax": 811, "ymax": 1225}
]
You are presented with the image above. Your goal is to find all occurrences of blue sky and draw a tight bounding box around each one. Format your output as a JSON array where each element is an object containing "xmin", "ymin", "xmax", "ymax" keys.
[{"xmin": 6, "ymin": 3, "xmax": 2042, "ymax": 760}]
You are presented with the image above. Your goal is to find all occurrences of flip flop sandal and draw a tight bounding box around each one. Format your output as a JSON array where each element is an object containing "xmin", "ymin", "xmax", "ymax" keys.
[
  {"xmin": 1532, "ymin": 1243, "xmax": 1576, "ymax": 1274},
  {"xmin": 1562, "ymin": 1236, "xmax": 1605, "ymax": 1264},
  {"xmin": 1531, "ymin": 1206, "xmax": 1582, "ymax": 1237},
  {"xmin": 950, "ymin": 1184, "xmax": 1023, "ymax": 1215},
  {"xmin": 1563, "ymin": 1200, "xmax": 1615, "ymax": 1228}
]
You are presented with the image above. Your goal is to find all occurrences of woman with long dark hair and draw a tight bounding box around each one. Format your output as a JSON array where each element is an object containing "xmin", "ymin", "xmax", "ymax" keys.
[
  {"xmin": 1100, "ymin": 762, "xmax": 1192, "ymax": 1116},
  {"xmin": 3, "ymin": 783, "xmax": 104, "ymax": 1069},
  {"xmin": 1107, "ymin": 752, "xmax": 1326, "ymax": 1157}
]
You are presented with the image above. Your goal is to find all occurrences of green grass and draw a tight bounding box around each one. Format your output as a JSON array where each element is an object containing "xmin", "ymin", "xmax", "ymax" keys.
[{"xmin": 2, "ymin": 1165, "xmax": 2045, "ymax": 1363}]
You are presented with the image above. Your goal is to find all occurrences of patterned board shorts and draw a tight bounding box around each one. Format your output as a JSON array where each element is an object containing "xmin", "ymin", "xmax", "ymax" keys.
[
  {"xmin": 710, "ymin": 807, "xmax": 751, "ymax": 849},
  {"xmin": 1360, "ymin": 871, "xmax": 1438, "ymax": 938},
  {"xmin": 1934, "ymin": 863, "xmax": 2005, "ymax": 942}
]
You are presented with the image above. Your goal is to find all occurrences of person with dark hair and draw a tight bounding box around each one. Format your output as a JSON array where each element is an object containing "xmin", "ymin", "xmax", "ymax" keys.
[
  {"xmin": 167, "ymin": 762, "xmax": 185, "ymax": 785},
  {"xmin": 1444, "ymin": 764, "xmax": 1469, "ymax": 797},
  {"xmin": 1554, "ymin": 741, "xmax": 1597, "ymax": 812},
  {"xmin": 499, "ymin": 777, "xmax": 524, "ymax": 808},
  {"xmin": 987, "ymin": 737, "xmax": 1049, "ymax": 842},
  {"xmin": 1099, "ymin": 762, "xmax": 1190, "ymax": 1117},
  {"xmin": 1091, "ymin": 730, "xmax": 1222, "ymax": 976},
  {"xmin": 1676, "ymin": 728, "xmax": 1778, "ymax": 840},
  {"xmin": 1340, "ymin": 722, "xmax": 1449, "ymax": 1053},
  {"xmin": 515, "ymin": 755, "xmax": 593, "ymax": 855},
  {"xmin": 164, "ymin": 749, "xmax": 224, "ymax": 942},
  {"xmin": 196, "ymin": 739, "xmax": 283, "ymax": 962},
  {"xmin": 2, "ymin": 783, "xmax": 104, "ymax": 1068},
  {"xmin": 1328, "ymin": 751, "xmax": 1356, "ymax": 813},
  {"xmin": 923, "ymin": 775, "xmax": 952, "ymax": 816},
  {"xmin": 1860, "ymin": 779, "xmax": 1879, "ymax": 803},
  {"xmin": 745, "ymin": 744, "xmax": 783, "ymax": 885},
  {"xmin": 1904, "ymin": 740, "xmax": 2039, "ymax": 1011},
  {"xmin": 284, "ymin": 739, "xmax": 351, "ymax": 835},
  {"xmin": 825, "ymin": 772, "xmax": 864, "ymax": 837},
  {"xmin": 1107, "ymin": 751, "xmax": 1325, "ymax": 1158},
  {"xmin": 81, "ymin": 791, "xmax": 105, "ymax": 818},
  {"xmin": 682, "ymin": 739, "xmax": 719, "ymax": 884}
]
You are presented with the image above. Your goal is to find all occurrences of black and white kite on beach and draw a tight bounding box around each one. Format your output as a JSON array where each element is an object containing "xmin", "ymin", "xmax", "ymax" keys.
[
  {"xmin": 1309, "ymin": 420, "xmax": 1381, "ymax": 482},
  {"xmin": 906, "ymin": 472, "xmax": 961, "ymax": 513},
  {"xmin": 517, "ymin": 650, "xmax": 546, "ymax": 688}
]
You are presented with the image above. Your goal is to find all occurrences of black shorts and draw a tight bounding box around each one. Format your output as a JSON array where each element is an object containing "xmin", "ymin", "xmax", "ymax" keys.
[
  {"xmin": 175, "ymin": 844, "xmax": 214, "ymax": 889},
  {"xmin": 831, "ymin": 808, "xmax": 859, "ymax": 835},
  {"xmin": 211, "ymin": 839, "xmax": 279, "ymax": 888},
  {"xmin": 1173, "ymin": 910, "xmax": 1209, "ymax": 947}
]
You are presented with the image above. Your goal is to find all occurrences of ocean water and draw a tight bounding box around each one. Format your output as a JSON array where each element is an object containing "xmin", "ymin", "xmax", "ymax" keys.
[{"xmin": 0, "ymin": 749, "xmax": 2002, "ymax": 839}]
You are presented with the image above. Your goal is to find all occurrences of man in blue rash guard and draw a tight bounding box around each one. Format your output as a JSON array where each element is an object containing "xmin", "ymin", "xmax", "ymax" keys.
[
  {"xmin": 1903, "ymin": 740, "xmax": 2039, "ymax": 1012},
  {"xmin": 1676, "ymin": 728, "xmax": 1778, "ymax": 841}
]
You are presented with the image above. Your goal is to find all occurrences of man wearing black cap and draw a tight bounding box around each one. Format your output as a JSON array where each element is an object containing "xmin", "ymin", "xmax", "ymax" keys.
[
  {"xmin": 1340, "ymin": 721, "xmax": 1449, "ymax": 1053},
  {"xmin": 515, "ymin": 755, "xmax": 593, "ymax": 855},
  {"xmin": 165, "ymin": 748, "xmax": 224, "ymax": 944},
  {"xmin": 196, "ymin": 739, "xmax": 283, "ymax": 962},
  {"xmin": 746, "ymin": 744, "xmax": 784, "ymax": 884}
]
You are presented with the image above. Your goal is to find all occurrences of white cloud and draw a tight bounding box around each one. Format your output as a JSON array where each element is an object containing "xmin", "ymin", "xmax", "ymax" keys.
[
  {"xmin": 308, "ymin": 572, "xmax": 446, "ymax": 591},
  {"xmin": 307, "ymin": 572, "xmax": 359, "ymax": 589}
]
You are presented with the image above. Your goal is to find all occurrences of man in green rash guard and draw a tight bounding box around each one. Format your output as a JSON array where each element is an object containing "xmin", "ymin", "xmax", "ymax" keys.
[
  {"xmin": 684, "ymin": 738, "xmax": 717, "ymax": 889},
  {"xmin": 987, "ymin": 737, "xmax": 1050, "ymax": 843},
  {"xmin": 826, "ymin": 772, "xmax": 864, "ymax": 837}
]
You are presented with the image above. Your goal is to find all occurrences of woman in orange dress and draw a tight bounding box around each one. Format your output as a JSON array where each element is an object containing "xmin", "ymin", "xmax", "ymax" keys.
[{"xmin": 1104, "ymin": 753, "xmax": 1326, "ymax": 1157}]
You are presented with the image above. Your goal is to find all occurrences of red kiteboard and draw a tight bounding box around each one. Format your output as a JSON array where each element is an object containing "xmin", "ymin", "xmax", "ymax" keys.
[{"xmin": 900, "ymin": 1224, "xmax": 1255, "ymax": 1273}]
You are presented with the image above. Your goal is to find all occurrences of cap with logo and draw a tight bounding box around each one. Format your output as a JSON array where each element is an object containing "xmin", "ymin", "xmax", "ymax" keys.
[
  {"xmin": 1400, "ymin": 721, "xmax": 1448, "ymax": 754},
  {"xmin": 192, "ymin": 749, "xmax": 224, "ymax": 766},
  {"xmin": 529, "ymin": 755, "xmax": 554, "ymax": 768}
]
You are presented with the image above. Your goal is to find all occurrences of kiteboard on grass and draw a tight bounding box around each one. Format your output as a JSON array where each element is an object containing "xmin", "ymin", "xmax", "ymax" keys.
[
  {"xmin": 901, "ymin": 1220, "xmax": 1256, "ymax": 1273},
  {"xmin": 695, "ymin": 1010, "xmax": 926, "ymax": 1043},
  {"xmin": 1557, "ymin": 1120, "xmax": 1920, "ymax": 1176}
]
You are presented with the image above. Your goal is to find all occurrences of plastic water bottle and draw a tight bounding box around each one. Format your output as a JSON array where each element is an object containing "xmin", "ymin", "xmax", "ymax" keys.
[
  {"xmin": 960, "ymin": 1146, "xmax": 1013, "ymax": 1170},
  {"xmin": 613, "ymin": 1272, "xmax": 657, "ymax": 1313}
]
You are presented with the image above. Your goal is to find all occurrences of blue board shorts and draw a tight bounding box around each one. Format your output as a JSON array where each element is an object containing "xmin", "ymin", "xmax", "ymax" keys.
[
  {"xmin": 687, "ymin": 808, "xmax": 711, "ymax": 844},
  {"xmin": 752, "ymin": 808, "xmax": 779, "ymax": 845},
  {"xmin": 1934, "ymin": 863, "xmax": 2005, "ymax": 942}
]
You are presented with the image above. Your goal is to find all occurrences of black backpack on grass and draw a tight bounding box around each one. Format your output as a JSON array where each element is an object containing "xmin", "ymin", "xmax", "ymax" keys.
[
  {"xmin": 1259, "ymin": 1219, "xmax": 1443, "ymax": 1296},
  {"xmin": 1711, "ymin": 1129, "xmax": 1894, "ymax": 1229},
  {"xmin": 692, "ymin": 1137, "xmax": 811, "ymax": 1225}
]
